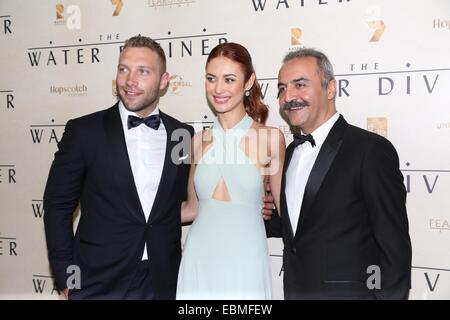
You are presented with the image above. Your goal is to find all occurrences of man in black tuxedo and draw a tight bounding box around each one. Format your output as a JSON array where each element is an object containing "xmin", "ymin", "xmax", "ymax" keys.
[
  {"xmin": 43, "ymin": 36, "xmax": 194, "ymax": 299},
  {"xmin": 265, "ymin": 48, "xmax": 412, "ymax": 299}
]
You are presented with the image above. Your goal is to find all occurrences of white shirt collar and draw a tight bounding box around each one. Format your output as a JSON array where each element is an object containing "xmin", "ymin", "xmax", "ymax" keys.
[{"xmin": 306, "ymin": 112, "xmax": 340, "ymax": 147}]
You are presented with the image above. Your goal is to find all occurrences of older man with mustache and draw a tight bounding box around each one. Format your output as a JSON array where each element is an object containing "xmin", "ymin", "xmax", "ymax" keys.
[{"xmin": 264, "ymin": 48, "xmax": 412, "ymax": 300}]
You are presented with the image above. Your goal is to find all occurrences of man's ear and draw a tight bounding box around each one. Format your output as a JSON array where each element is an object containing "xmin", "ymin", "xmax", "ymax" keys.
[
  {"xmin": 160, "ymin": 72, "xmax": 170, "ymax": 91},
  {"xmin": 327, "ymin": 79, "xmax": 337, "ymax": 100}
]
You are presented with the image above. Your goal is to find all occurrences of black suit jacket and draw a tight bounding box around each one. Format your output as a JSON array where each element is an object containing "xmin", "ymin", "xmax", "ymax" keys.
[
  {"xmin": 267, "ymin": 115, "xmax": 412, "ymax": 299},
  {"xmin": 43, "ymin": 103, "xmax": 194, "ymax": 299}
]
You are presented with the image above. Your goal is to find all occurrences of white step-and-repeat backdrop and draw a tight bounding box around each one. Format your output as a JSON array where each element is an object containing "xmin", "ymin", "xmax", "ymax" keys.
[{"xmin": 1, "ymin": 0, "xmax": 449, "ymax": 299}]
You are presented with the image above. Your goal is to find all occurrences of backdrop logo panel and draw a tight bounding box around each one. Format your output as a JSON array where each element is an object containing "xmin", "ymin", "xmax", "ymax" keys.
[
  {"xmin": 55, "ymin": 4, "xmax": 64, "ymax": 22},
  {"xmin": 335, "ymin": 63, "xmax": 444, "ymax": 98},
  {"xmin": 436, "ymin": 122, "xmax": 450, "ymax": 129},
  {"xmin": 112, "ymin": 80, "xmax": 117, "ymax": 97},
  {"xmin": 147, "ymin": 0, "xmax": 196, "ymax": 9},
  {"xmin": 55, "ymin": 3, "xmax": 81, "ymax": 29},
  {"xmin": 1, "ymin": 90, "xmax": 14, "ymax": 110},
  {"xmin": 258, "ymin": 75, "xmax": 352, "ymax": 103},
  {"xmin": 1, "ymin": 14, "xmax": 12, "ymax": 35},
  {"xmin": 111, "ymin": 0, "xmax": 124, "ymax": 16},
  {"xmin": 27, "ymin": 40, "xmax": 101, "ymax": 67},
  {"xmin": 433, "ymin": 17, "xmax": 450, "ymax": 30},
  {"xmin": 0, "ymin": 233, "xmax": 18, "ymax": 257},
  {"xmin": 377, "ymin": 66, "xmax": 441, "ymax": 96},
  {"xmin": 412, "ymin": 268, "xmax": 446, "ymax": 295},
  {"xmin": 31, "ymin": 200, "xmax": 44, "ymax": 219},
  {"xmin": 403, "ymin": 162, "xmax": 441, "ymax": 195},
  {"xmin": 185, "ymin": 121, "xmax": 214, "ymax": 132},
  {"xmin": 250, "ymin": 0, "xmax": 351, "ymax": 12},
  {"xmin": 158, "ymin": 30, "xmax": 227, "ymax": 58},
  {"xmin": 429, "ymin": 218, "xmax": 450, "ymax": 233},
  {"xmin": 50, "ymin": 84, "xmax": 88, "ymax": 97},
  {"xmin": 288, "ymin": 27, "xmax": 306, "ymax": 52},
  {"xmin": 290, "ymin": 28, "xmax": 302, "ymax": 45},
  {"xmin": 0, "ymin": 164, "xmax": 16, "ymax": 184},
  {"xmin": 366, "ymin": 5, "xmax": 386, "ymax": 42},
  {"xmin": 32, "ymin": 275, "xmax": 58, "ymax": 295},
  {"xmin": 1, "ymin": 0, "xmax": 449, "ymax": 300},
  {"xmin": 168, "ymin": 75, "xmax": 192, "ymax": 95},
  {"xmin": 29, "ymin": 121, "xmax": 65, "ymax": 145},
  {"xmin": 367, "ymin": 117, "xmax": 387, "ymax": 138}
]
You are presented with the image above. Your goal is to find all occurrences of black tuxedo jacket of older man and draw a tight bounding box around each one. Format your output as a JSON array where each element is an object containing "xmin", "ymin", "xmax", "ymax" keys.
[{"xmin": 266, "ymin": 115, "xmax": 412, "ymax": 300}]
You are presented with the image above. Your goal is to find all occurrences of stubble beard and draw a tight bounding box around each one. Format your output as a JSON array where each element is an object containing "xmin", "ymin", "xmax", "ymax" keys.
[{"xmin": 117, "ymin": 86, "xmax": 160, "ymax": 115}]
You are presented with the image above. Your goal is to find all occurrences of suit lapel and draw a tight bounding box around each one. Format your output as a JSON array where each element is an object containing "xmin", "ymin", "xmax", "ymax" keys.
[
  {"xmin": 281, "ymin": 142, "xmax": 297, "ymax": 242},
  {"xmin": 295, "ymin": 115, "xmax": 348, "ymax": 237},
  {"xmin": 147, "ymin": 111, "xmax": 180, "ymax": 224},
  {"xmin": 104, "ymin": 103, "xmax": 146, "ymax": 223}
]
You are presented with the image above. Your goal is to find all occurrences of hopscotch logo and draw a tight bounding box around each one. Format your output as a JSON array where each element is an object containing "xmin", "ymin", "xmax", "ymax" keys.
[
  {"xmin": 367, "ymin": 117, "xmax": 387, "ymax": 138},
  {"xmin": 55, "ymin": 3, "xmax": 81, "ymax": 29},
  {"xmin": 32, "ymin": 275, "xmax": 59, "ymax": 295},
  {"xmin": 50, "ymin": 84, "xmax": 88, "ymax": 97},
  {"xmin": 1, "ymin": 15, "xmax": 12, "ymax": 34},
  {"xmin": 0, "ymin": 233, "xmax": 18, "ymax": 256},
  {"xmin": 168, "ymin": 75, "xmax": 192, "ymax": 95},
  {"xmin": 111, "ymin": 0, "xmax": 124, "ymax": 16},
  {"xmin": 148, "ymin": 0, "xmax": 196, "ymax": 9},
  {"xmin": 433, "ymin": 18, "xmax": 450, "ymax": 30},
  {"xmin": 1, "ymin": 90, "xmax": 14, "ymax": 110},
  {"xmin": 366, "ymin": 5, "xmax": 386, "ymax": 42},
  {"xmin": 250, "ymin": 0, "xmax": 351, "ymax": 12},
  {"xmin": 0, "ymin": 164, "xmax": 16, "ymax": 184},
  {"xmin": 30, "ymin": 120, "xmax": 65, "ymax": 144},
  {"xmin": 32, "ymin": 200, "xmax": 44, "ymax": 218},
  {"xmin": 402, "ymin": 162, "xmax": 449, "ymax": 194}
]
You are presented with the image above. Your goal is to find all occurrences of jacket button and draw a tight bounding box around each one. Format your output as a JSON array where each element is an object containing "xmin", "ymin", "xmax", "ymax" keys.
[{"xmin": 291, "ymin": 247, "xmax": 297, "ymax": 254}]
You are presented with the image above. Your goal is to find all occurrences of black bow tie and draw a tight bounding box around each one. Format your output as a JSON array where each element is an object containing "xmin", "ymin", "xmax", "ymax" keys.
[
  {"xmin": 293, "ymin": 133, "xmax": 316, "ymax": 147},
  {"xmin": 127, "ymin": 114, "xmax": 160, "ymax": 130}
]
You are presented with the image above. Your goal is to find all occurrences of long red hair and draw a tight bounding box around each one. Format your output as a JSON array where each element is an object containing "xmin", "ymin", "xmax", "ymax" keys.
[{"xmin": 206, "ymin": 42, "xmax": 268, "ymax": 124}]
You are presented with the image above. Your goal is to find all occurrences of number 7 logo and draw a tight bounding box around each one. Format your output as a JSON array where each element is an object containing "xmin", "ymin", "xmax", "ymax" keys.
[{"xmin": 111, "ymin": 0, "xmax": 124, "ymax": 16}]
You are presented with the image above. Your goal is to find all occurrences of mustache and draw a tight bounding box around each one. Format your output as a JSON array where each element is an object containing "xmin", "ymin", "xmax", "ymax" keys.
[{"xmin": 283, "ymin": 100, "xmax": 310, "ymax": 110}]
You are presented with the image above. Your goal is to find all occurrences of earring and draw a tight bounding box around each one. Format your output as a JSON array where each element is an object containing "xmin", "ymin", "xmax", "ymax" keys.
[{"xmin": 245, "ymin": 90, "xmax": 250, "ymax": 97}]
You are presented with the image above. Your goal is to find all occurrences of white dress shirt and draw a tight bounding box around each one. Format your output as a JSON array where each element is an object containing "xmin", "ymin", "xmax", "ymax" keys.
[
  {"xmin": 119, "ymin": 102, "xmax": 167, "ymax": 260},
  {"xmin": 285, "ymin": 112, "xmax": 340, "ymax": 235}
]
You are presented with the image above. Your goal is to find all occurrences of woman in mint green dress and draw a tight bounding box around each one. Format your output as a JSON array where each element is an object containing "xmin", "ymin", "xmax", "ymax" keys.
[{"xmin": 176, "ymin": 43, "xmax": 285, "ymax": 300}]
